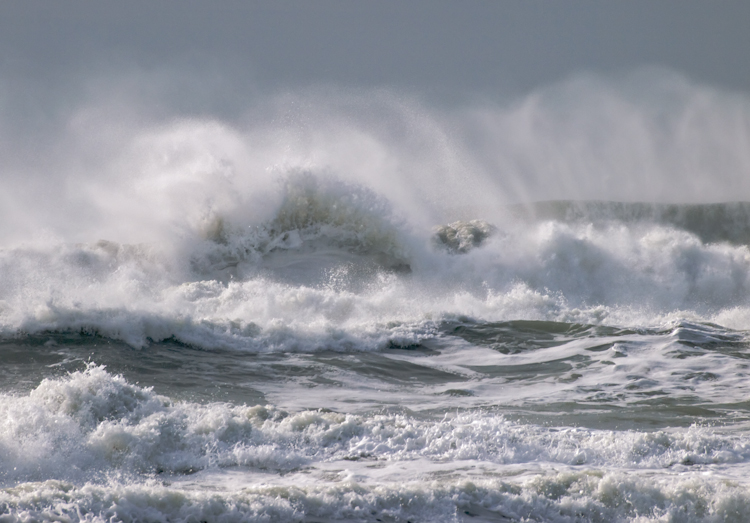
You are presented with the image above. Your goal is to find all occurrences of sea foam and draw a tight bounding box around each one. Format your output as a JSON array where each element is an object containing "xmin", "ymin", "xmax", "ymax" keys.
[{"xmin": 3, "ymin": 367, "xmax": 750, "ymax": 522}]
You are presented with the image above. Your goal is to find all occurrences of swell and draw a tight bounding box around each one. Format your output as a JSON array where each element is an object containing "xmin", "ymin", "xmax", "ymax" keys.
[{"xmin": 4, "ymin": 319, "xmax": 750, "ymax": 430}]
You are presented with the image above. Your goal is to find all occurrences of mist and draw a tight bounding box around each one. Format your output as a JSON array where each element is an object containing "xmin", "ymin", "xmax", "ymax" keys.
[{"xmin": 0, "ymin": 67, "xmax": 748, "ymax": 249}]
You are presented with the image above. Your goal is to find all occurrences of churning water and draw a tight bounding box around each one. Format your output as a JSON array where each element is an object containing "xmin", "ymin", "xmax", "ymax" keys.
[{"xmin": 2, "ymin": 73, "xmax": 750, "ymax": 522}]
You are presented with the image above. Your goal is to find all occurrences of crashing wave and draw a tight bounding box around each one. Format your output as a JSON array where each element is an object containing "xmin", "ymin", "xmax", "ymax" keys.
[
  {"xmin": 433, "ymin": 219, "xmax": 496, "ymax": 253},
  {"xmin": 192, "ymin": 173, "xmax": 412, "ymax": 279}
]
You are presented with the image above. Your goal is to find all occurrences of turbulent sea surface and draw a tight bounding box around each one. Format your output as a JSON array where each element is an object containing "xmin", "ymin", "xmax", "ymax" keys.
[{"xmin": 3, "ymin": 82, "xmax": 750, "ymax": 522}]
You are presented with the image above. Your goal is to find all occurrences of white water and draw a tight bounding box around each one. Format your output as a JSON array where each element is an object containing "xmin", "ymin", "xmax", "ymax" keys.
[
  {"xmin": 3, "ymin": 71, "xmax": 750, "ymax": 522},
  {"xmin": 2, "ymin": 198, "xmax": 750, "ymax": 350},
  {"xmin": 3, "ymin": 366, "xmax": 750, "ymax": 522}
]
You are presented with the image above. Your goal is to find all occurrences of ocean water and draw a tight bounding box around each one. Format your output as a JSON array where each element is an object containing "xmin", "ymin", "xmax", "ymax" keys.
[{"xmin": 3, "ymin": 78, "xmax": 750, "ymax": 522}]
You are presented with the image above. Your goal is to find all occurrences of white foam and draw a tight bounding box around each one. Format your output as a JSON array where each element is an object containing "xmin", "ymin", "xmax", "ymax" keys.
[
  {"xmin": 3, "ymin": 465, "xmax": 750, "ymax": 522},
  {"xmin": 4, "ymin": 366, "xmax": 750, "ymax": 521},
  {"xmin": 2, "ymin": 366, "xmax": 750, "ymax": 483},
  {"xmin": 3, "ymin": 203, "xmax": 750, "ymax": 351}
]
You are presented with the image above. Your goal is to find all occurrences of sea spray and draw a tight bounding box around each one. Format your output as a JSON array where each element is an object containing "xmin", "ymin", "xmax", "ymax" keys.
[{"xmin": 3, "ymin": 72, "xmax": 750, "ymax": 522}]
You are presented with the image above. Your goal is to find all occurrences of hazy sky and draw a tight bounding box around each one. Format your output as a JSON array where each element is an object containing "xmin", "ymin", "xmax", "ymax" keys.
[{"xmin": 2, "ymin": 1, "xmax": 749, "ymax": 105}]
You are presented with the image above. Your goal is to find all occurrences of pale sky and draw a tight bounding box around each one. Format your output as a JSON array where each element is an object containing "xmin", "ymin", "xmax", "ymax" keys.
[{"xmin": 2, "ymin": 1, "xmax": 749, "ymax": 105}]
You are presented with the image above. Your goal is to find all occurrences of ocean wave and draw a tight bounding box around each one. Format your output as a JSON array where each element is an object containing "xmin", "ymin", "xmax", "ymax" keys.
[
  {"xmin": 3, "ymin": 472, "xmax": 750, "ymax": 523},
  {"xmin": 509, "ymin": 200, "xmax": 750, "ymax": 246},
  {"xmin": 190, "ymin": 171, "xmax": 412, "ymax": 282},
  {"xmin": 3, "ymin": 366, "xmax": 750, "ymax": 522},
  {"xmin": 3, "ymin": 192, "xmax": 750, "ymax": 350},
  {"xmin": 2, "ymin": 366, "xmax": 749, "ymax": 482}
]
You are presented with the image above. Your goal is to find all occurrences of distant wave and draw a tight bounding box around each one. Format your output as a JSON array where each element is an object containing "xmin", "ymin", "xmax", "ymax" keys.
[{"xmin": 508, "ymin": 200, "xmax": 750, "ymax": 246}]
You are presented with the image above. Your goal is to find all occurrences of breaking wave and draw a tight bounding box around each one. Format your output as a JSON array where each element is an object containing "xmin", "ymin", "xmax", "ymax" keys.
[{"xmin": 3, "ymin": 366, "xmax": 750, "ymax": 522}]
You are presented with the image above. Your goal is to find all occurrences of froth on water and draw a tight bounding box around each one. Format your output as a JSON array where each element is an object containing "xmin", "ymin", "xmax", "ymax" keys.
[{"xmin": 3, "ymin": 71, "xmax": 750, "ymax": 522}]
